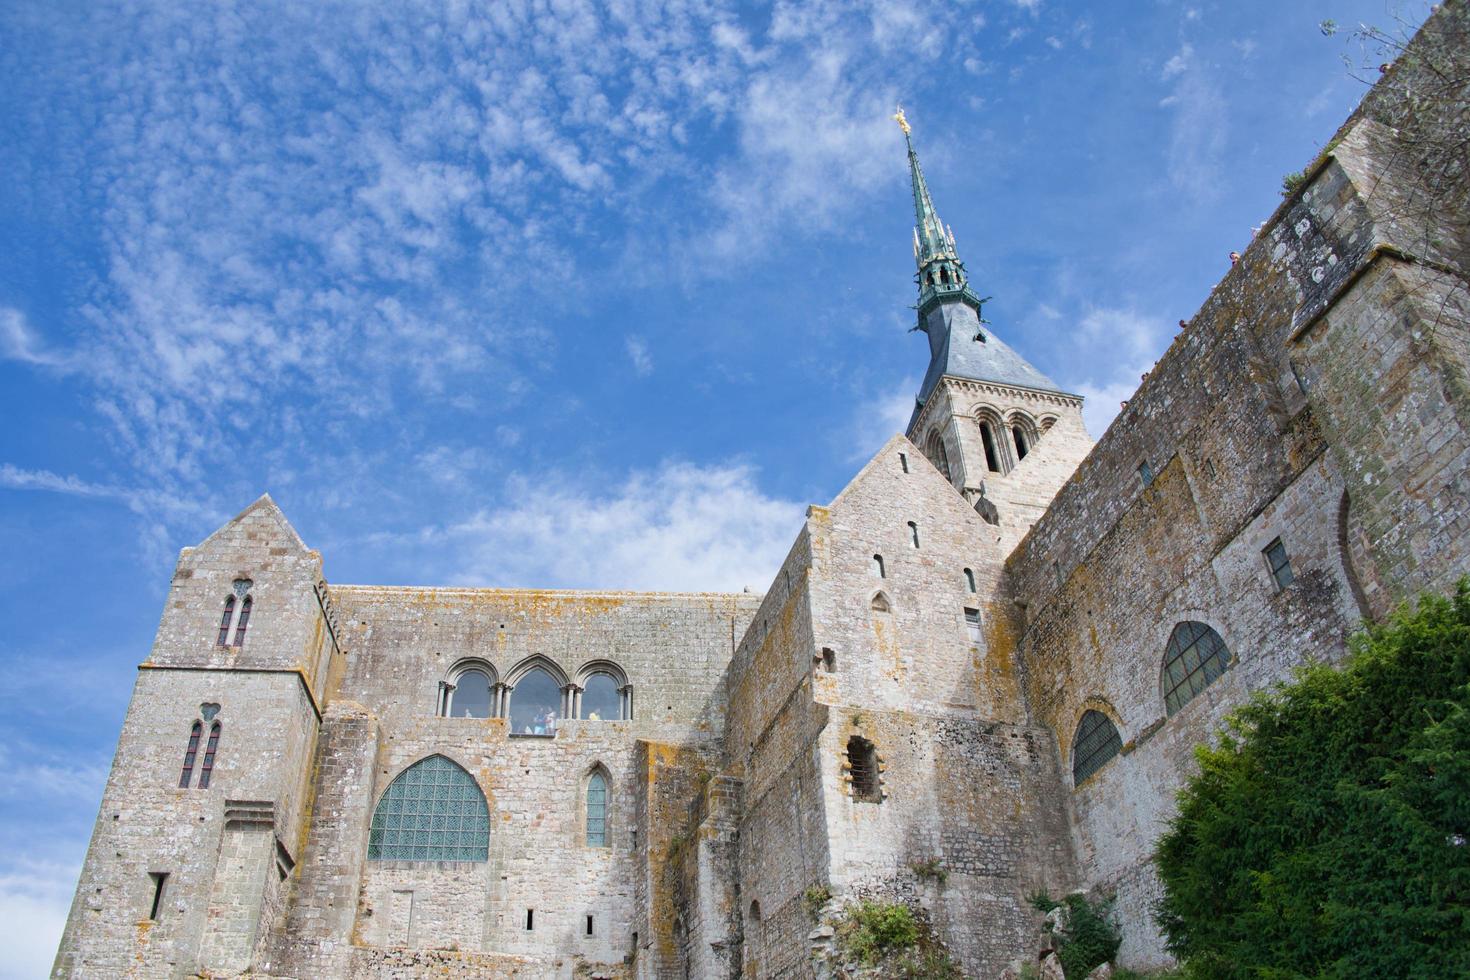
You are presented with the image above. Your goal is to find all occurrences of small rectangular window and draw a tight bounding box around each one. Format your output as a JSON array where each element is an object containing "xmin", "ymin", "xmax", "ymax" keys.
[
  {"xmin": 1264, "ymin": 538, "xmax": 1294, "ymax": 590},
  {"xmin": 964, "ymin": 608, "xmax": 982, "ymax": 643},
  {"xmin": 1138, "ymin": 460, "xmax": 1154, "ymax": 487},
  {"xmin": 908, "ymin": 522, "xmax": 920, "ymax": 548},
  {"xmin": 586, "ymin": 914, "xmax": 595, "ymax": 936},
  {"xmin": 147, "ymin": 872, "xmax": 168, "ymax": 921},
  {"xmin": 899, "ymin": 452, "xmax": 909, "ymax": 473},
  {"xmin": 525, "ymin": 908, "xmax": 535, "ymax": 931}
]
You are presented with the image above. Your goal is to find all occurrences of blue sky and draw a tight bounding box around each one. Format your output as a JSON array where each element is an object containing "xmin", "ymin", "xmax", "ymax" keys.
[{"xmin": 0, "ymin": 0, "xmax": 1427, "ymax": 974}]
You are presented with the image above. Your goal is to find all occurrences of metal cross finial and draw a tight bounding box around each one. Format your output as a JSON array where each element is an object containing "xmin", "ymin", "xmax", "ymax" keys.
[{"xmin": 893, "ymin": 105, "xmax": 911, "ymax": 135}]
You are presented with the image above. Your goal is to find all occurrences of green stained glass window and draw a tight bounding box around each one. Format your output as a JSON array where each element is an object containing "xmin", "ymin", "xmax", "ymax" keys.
[
  {"xmin": 586, "ymin": 772, "xmax": 608, "ymax": 847},
  {"xmin": 1162, "ymin": 621, "xmax": 1232, "ymax": 716},
  {"xmin": 367, "ymin": 755, "xmax": 488, "ymax": 862},
  {"xmin": 1072, "ymin": 710, "xmax": 1123, "ymax": 786}
]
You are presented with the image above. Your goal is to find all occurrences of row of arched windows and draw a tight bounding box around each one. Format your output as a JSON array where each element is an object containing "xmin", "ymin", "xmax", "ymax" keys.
[
  {"xmin": 922, "ymin": 410, "xmax": 1057, "ymax": 482},
  {"xmin": 1070, "ymin": 621, "xmax": 1235, "ymax": 787},
  {"xmin": 366, "ymin": 754, "xmax": 611, "ymax": 862},
  {"xmin": 438, "ymin": 659, "xmax": 632, "ymax": 733}
]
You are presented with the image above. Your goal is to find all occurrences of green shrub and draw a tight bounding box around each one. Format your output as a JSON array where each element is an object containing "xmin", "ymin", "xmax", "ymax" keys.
[
  {"xmin": 1155, "ymin": 583, "xmax": 1470, "ymax": 978},
  {"xmin": 893, "ymin": 944, "xmax": 964, "ymax": 978},
  {"xmin": 1030, "ymin": 891, "xmax": 1120, "ymax": 978},
  {"xmin": 911, "ymin": 857, "xmax": 948, "ymax": 885},
  {"xmin": 837, "ymin": 900, "xmax": 920, "ymax": 964}
]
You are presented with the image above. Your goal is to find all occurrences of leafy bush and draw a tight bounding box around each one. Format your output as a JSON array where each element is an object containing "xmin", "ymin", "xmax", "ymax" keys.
[
  {"xmin": 1030, "ymin": 891, "xmax": 1121, "ymax": 978},
  {"xmin": 1155, "ymin": 583, "xmax": 1470, "ymax": 978},
  {"xmin": 837, "ymin": 900, "xmax": 920, "ymax": 964},
  {"xmin": 911, "ymin": 858, "xmax": 949, "ymax": 885}
]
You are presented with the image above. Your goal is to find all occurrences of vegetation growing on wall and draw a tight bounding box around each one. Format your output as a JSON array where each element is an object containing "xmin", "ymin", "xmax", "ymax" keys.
[
  {"xmin": 1029, "ymin": 891, "xmax": 1121, "ymax": 979},
  {"xmin": 831, "ymin": 900, "xmax": 962, "ymax": 979},
  {"xmin": 1155, "ymin": 583, "xmax": 1470, "ymax": 978}
]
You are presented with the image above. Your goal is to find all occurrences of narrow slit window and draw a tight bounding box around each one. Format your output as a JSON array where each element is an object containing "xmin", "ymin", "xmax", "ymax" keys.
[
  {"xmin": 216, "ymin": 596, "xmax": 235, "ymax": 646},
  {"xmin": 1263, "ymin": 538, "xmax": 1294, "ymax": 590},
  {"xmin": 1138, "ymin": 460, "xmax": 1154, "ymax": 487},
  {"xmin": 179, "ymin": 720, "xmax": 202, "ymax": 788},
  {"xmin": 197, "ymin": 721, "xmax": 221, "ymax": 789},
  {"xmin": 980, "ymin": 422, "xmax": 1001, "ymax": 472},
  {"xmin": 586, "ymin": 914, "xmax": 595, "ymax": 936},
  {"xmin": 846, "ymin": 736, "xmax": 881, "ymax": 803},
  {"xmin": 819, "ymin": 648, "xmax": 836, "ymax": 673},
  {"xmin": 232, "ymin": 596, "xmax": 252, "ymax": 647},
  {"xmin": 872, "ymin": 554, "xmax": 885, "ymax": 579},
  {"xmin": 964, "ymin": 608, "xmax": 982, "ymax": 643},
  {"xmin": 964, "ymin": 568, "xmax": 976, "ymax": 593},
  {"xmin": 898, "ymin": 452, "xmax": 909, "ymax": 473},
  {"xmin": 908, "ymin": 522, "xmax": 920, "ymax": 548},
  {"xmin": 1013, "ymin": 425, "xmax": 1029, "ymax": 460},
  {"xmin": 525, "ymin": 909, "xmax": 535, "ymax": 931},
  {"xmin": 147, "ymin": 872, "xmax": 168, "ymax": 920}
]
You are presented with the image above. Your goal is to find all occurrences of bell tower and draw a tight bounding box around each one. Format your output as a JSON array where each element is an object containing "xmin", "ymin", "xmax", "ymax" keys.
[{"xmin": 895, "ymin": 107, "xmax": 1092, "ymax": 542}]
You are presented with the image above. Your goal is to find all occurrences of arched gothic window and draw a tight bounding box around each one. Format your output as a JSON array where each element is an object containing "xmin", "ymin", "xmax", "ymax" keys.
[
  {"xmin": 581, "ymin": 674, "xmax": 621, "ymax": 721},
  {"xmin": 586, "ymin": 770, "xmax": 609, "ymax": 847},
  {"xmin": 979, "ymin": 422, "xmax": 1002, "ymax": 472},
  {"xmin": 1162, "ymin": 621, "xmax": 1232, "ymax": 715},
  {"xmin": 509, "ymin": 667, "xmax": 562, "ymax": 735},
  {"xmin": 368, "ymin": 755, "xmax": 489, "ymax": 862},
  {"xmin": 232, "ymin": 596, "xmax": 252, "ymax": 648},
  {"xmin": 1013, "ymin": 425, "xmax": 1029, "ymax": 460},
  {"xmin": 964, "ymin": 568, "xmax": 977, "ymax": 593},
  {"xmin": 447, "ymin": 668, "xmax": 493, "ymax": 718},
  {"xmin": 216, "ymin": 597, "xmax": 235, "ymax": 647},
  {"xmin": 197, "ymin": 721, "xmax": 221, "ymax": 789},
  {"xmin": 871, "ymin": 592, "xmax": 891, "ymax": 613},
  {"xmin": 1072, "ymin": 710, "xmax": 1123, "ymax": 786},
  {"xmin": 178, "ymin": 721, "xmax": 202, "ymax": 788}
]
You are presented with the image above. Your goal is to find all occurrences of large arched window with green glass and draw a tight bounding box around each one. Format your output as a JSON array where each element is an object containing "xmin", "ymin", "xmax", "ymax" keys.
[
  {"xmin": 367, "ymin": 755, "xmax": 489, "ymax": 862},
  {"xmin": 1162, "ymin": 621, "xmax": 1233, "ymax": 716}
]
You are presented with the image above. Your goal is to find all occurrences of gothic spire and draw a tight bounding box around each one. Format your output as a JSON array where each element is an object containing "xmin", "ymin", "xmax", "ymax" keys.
[{"xmin": 893, "ymin": 107, "xmax": 980, "ymax": 318}]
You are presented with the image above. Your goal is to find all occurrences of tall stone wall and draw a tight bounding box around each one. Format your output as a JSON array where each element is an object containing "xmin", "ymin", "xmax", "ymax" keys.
[{"xmin": 1006, "ymin": 4, "xmax": 1470, "ymax": 966}]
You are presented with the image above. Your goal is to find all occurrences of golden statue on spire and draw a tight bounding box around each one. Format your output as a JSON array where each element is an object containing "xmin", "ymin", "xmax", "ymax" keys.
[{"xmin": 892, "ymin": 105, "xmax": 911, "ymax": 135}]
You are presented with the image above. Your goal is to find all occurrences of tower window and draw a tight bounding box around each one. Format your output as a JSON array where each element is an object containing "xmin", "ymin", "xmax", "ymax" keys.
[
  {"xmin": 980, "ymin": 422, "xmax": 1001, "ymax": 472},
  {"xmin": 232, "ymin": 596, "xmax": 252, "ymax": 648},
  {"xmin": 908, "ymin": 522, "xmax": 920, "ymax": 548},
  {"xmin": 197, "ymin": 721, "xmax": 221, "ymax": 789},
  {"xmin": 216, "ymin": 596, "xmax": 235, "ymax": 647},
  {"xmin": 525, "ymin": 909, "xmax": 535, "ymax": 931},
  {"xmin": 147, "ymin": 872, "xmax": 169, "ymax": 921},
  {"xmin": 1263, "ymin": 538, "xmax": 1294, "ymax": 590},
  {"xmin": 964, "ymin": 568, "xmax": 976, "ymax": 593},
  {"xmin": 872, "ymin": 554, "xmax": 885, "ymax": 579},
  {"xmin": 964, "ymin": 608, "xmax": 982, "ymax": 643},
  {"xmin": 1013, "ymin": 425, "xmax": 1029, "ymax": 460},
  {"xmin": 846, "ymin": 736, "xmax": 882, "ymax": 803},
  {"xmin": 178, "ymin": 720, "xmax": 202, "ymax": 788},
  {"xmin": 926, "ymin": 431, "xmax": 951, "ymax": 481}
]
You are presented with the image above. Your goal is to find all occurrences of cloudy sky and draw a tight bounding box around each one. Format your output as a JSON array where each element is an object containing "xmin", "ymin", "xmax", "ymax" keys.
[{"xmin": 0, "ymin": 0, "xmax": 1426, "ymax": 973}]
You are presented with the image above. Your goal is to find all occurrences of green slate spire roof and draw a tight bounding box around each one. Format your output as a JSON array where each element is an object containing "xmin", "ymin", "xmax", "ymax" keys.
[
  {"xmin": 895, "ymin": 108, "xmax": 1068, "ymax": 418},
  {"xmin": 894, "ymin": 106, "xmax": 983, "ymax": 318}
]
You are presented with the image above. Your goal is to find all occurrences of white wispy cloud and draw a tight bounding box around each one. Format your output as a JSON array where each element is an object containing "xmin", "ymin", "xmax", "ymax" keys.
[
  {"xmin": 1061, "ymin": 307, "xmax": 1172, "ymax": 438},
  {"xmin": 1158, "ymin": 40, "xmax": 1228, "ymax": 198},
  {"xmin": 847, "ymin": 375, "xmax": 920, "ymax": 462},
  {"xmin": 404, "ymin": 460, "xmax": 807, "ymax": 593},
  {"xmin": 0, "ymin": 308, "xmax": 68, "ymax": 369}
]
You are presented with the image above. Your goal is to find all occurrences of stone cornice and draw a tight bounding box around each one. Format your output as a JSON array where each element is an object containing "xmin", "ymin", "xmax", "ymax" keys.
[{"xmin": 908, "ymin": 375, "xmax": 1083, "ymax": 436}]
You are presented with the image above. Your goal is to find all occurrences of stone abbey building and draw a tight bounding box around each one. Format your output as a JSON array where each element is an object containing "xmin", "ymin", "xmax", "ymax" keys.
[{"xmin": 55, "ymin": 5, "xmax": 1470, "ymax": 977}]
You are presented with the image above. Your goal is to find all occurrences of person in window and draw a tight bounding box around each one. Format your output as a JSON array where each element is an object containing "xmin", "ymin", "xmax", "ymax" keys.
[{"xmin": 588, "ymin": 709, "xmax": 602, "ymax": 721}]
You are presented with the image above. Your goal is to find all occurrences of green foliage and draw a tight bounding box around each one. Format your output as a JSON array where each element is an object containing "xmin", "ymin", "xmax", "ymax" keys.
[
  {"xmin": 1281, "ymin": 170, "xmax": 1308, "ymax": 196},
  {"xmin": 1031, "ymin": 891, "xmax": 1121, "ymax": 978},
  {"xmin": 1111, "ymin": 970, "xmax": 1186, "ymax": 980},
  {"xmin": 1154, "ymin": 583, "xmax": 1470, "ymax": 979},
  {"xmin": 911, "ymin": 857, "xmax": 949, "ymax": 885},
  {"xmin": 891, "ymin": 945, "xmax": 964, "ymax": 979},
  {"xmin": 801, "ymin": 884, "xmax": 831, "ymax": 919},
  {"xmin": 837, "ymin": 900, "xmax": 920, "ymax": 964}
]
